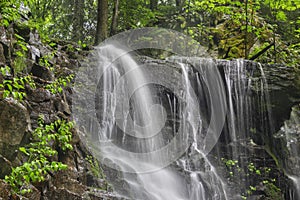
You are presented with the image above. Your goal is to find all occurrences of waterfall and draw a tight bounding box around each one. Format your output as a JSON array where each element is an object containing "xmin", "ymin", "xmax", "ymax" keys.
[
  {"xmin": 87, "ymin": 44, "xmax": 231, "ymax": 200},
  {"xmin": 73, "ymin": 44, "xmax": 287, "ymax": 200},
  {"xmin": 94, "ymin": 44, "xmax": 190, "ymax": 200}
]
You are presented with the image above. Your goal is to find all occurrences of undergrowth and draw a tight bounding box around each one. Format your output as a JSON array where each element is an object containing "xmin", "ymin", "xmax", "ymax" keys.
[{"xmin": 4, "ymin": 116, "xmax": 74, "ymax": 195}]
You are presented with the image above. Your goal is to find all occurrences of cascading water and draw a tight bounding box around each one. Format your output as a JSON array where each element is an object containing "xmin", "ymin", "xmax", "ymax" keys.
[
  {"xmin": 73, "ymin": 42, "xmax": 292, "ymax": 199},
  {"xmin": 88, "ymin": 45, "xmax": 230, "ymax": 200},
  {"xmin": 95, "ymin": 44, "xmax": 187, "ymax": 200}
]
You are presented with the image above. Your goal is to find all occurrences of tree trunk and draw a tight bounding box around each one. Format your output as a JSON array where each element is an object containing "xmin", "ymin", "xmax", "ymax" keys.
[
  {"xmin": 245, "ymin": 0, "xmax": 249, "ymax": 59},
  {"xmin": 110, "ymin": 0, "xmax": 119, "ymax": 36},
  {"xmin": 176, "ymin": 0, "xmax": 183, "ymax": 11},
  {"xmin": 176, "ymin": 0, "xmax": 182, "ymax": 7},
  {"xmin": 249, "ymin": 42, "xmax": 274, "ymax": 60},
  {"xmin": 95, "ymin": 0, "xmax": 108, "ymax": 45},
  {"xmin": 73, "ymin": 0, "xmax": 84, "ymax": 42},
  {"xmin": 150, "ymin": 0, "xmax": 158, "ymax": 10}
]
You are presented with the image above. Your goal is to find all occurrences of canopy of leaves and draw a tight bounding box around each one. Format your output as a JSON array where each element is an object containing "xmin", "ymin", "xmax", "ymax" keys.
[{"xmin": 1, "ymin": 0, "xmax": 299, "ymax": 67}]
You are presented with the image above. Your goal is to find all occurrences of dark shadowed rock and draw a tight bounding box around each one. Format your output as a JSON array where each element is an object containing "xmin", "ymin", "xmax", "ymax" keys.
[
  {"xmin": 14, "ymin": 23, "xmax": 31, "ymax": 42},
  {"xmin": 0, "ymin": 154, "xmax": 12, "ymax": 178},
  {"xmin": 30, "ymin": 64, "xmax": 54, "ymax": 81},
  {"xmin": 0, "ymin": 179, "xmax": 11, "ymax": 199}
]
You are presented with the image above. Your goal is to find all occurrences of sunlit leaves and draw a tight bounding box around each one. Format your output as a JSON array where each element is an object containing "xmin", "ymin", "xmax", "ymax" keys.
[
  {"xmin": 4, "ymin": 117, "xmax": 73, "ymax": 194},
  {"xmin": 0, "ymin": 76, "xmax": 36, "ymax": 101},
  {"xmin": 276, "ymin": 11, "xmax": 287, "ymax": 21}
]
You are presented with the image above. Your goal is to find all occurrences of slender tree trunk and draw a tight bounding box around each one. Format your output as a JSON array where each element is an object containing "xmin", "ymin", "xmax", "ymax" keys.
[
  {"xmin": 249, "ymin": 42, "xmax": 274, "ymax": 60},
  {"xmin": 245, "ymin": 0, "xmax": 249, "ymax": 59},
  {"xmin": 73, "ymin": 0, "xmax": 84, "ymax": 41},
  {"xmin": 150, "ymin": 0, "xmax": 158, "ymax": 10},
  {"xmin": 273, "ymin": 27, "xmax": 276, "ymax": 63},
  {"xmin": 95, "ymin": 0, "xmax": 108, "ymax": 45},
  {"xmin": 110, "ymin": 0, "xmax": 119, "ymax": 36},
  {"xmin": 176, "ymin": 0, "xmax": 183, "ymax": 11},
  {"xmin": 176, "ymin": 0, "xmax": 181, "ymax": 7}
]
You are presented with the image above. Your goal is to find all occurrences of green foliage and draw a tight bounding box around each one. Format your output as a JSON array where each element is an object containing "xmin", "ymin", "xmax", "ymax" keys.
[
  {"xmin": 12, "ymin": 33, "xmax": 29, "ymax": 73},
  {"xmin": 221, "ymin": 157, "xmax": 282, "ymax": 199},
  {"xmin": 85, "ymin": 155, "xmax": 112, "ymax": 190},
  {"xmin": 85, "ymin": 155, "xmax": 104, "ymax": 179},
  {"xmin": 262, "ymin": 180, "xmax": 282, "ymax": 199},
  {"xmin": 38, "ymin": 51, "xmax": 56, "ymax": 71},
  {"xmin": 221, "ymin": 158, "xmax": 241, "ymax": 177},
  {"xmin": 248, "ymin": 162, "xmax": 261, "ymax": 175},
  {"xmin": 4, "ymin": 117, "xmax": 73, "ymax": 194},
  {"xmin": 0, "ymin": 0, "xmax": 29, "ymax": 27},
  {"xmin": 119, "ymin": 0, "xmax": 157, "ymax": 28},
  {"xmin": 1, "ymin": 0, "xmax": 299, "ymax": 66},
  {"xmin": 27, "ymin": 0, "xmax": 98, "ymax": 43},
  {"xmin": 0, "ymin": 66, "xmax": 10, "ymax": 76},
  {"xmin": 45, "ymin": 74, "xmax": 74, "ymax": 94},
  {"xmin": 0, "ymin": 75, "xmax": 36, "ymax": 101}
]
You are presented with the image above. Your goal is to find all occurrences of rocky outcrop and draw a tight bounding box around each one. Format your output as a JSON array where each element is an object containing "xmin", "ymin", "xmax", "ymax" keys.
[
  {"xmin": 274, "ymin": 103, "xmax": 300, "ymax": 176},
  {"xmin": 0, "ymin": 17, "xmax": 118, "ymax": 199},
  {"xmin": 264, "ymin": 65, "xmax": 300, "ymax": 128}
]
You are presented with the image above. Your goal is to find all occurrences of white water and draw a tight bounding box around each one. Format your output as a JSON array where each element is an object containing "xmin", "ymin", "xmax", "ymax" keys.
[
  {"xmin": 97, "ymin": 45, "xmax": 188, "ymax": 200},
  {"xmin": 288, "ymin": 175, "xmax": 300, "ymax": 199},
  {"xmin": 179, "ymin": 63, "xmax": 228, "ymax": 200},
  {"xmin": 93, "ymin": 45, "xmax": 229, "ymax": 200}
]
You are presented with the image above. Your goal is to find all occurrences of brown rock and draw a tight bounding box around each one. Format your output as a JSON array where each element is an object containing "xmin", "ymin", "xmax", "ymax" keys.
[
  {"xmin": 0, "ymin": 179, "xmax": 11, "ymax": 199},
  {"xmin": 0, "ymin": 98, "xmax": 30, "ymax": 146},
  {"xmin": 23, "ymin": 185, "xmax": 41, "ymax": 200}
]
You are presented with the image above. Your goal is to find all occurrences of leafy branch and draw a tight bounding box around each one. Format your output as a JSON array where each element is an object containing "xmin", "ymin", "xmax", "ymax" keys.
[
  {"xmin": 0, "ymin": 74, "xmax": 36, "ymax": 101},
  {"xmin": 45, "ymin": 74, "xmax": 74, "ymax": 94},
  {"xmin": 5, "ymin": 117, "xmax": 74, "ymax": 194}
]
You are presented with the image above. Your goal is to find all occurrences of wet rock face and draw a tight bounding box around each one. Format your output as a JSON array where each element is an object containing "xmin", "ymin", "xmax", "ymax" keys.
[
  {"xmin": 264, "ymin": 65, "xmax": 300, "ymax": 129},
  {"xmin": 274, "ymin": 104, "xmax": 300, "ymax": 176}
]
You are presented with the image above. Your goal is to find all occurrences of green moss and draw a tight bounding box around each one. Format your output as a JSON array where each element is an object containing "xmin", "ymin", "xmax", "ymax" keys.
[{"xmin": 264, "ymin": 182, "xmax": 283, "ymax": 200}]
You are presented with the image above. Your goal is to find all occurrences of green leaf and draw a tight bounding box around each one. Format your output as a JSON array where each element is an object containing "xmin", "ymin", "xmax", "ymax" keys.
[
  {"xmin": 49, "ymin": 42, "xmax": 56, "ymax": 47},
  {"xmin": 276, "ymin": 11, "xmax": 287, "ymax": 21},
  {"xmin": 6, "ymin": 84, "xmax": 12, "ymax": 92},
  {"xmin": 15, "ymin": 51, "xmax": 24, "ymax": 57},
  {"xmin": 14, "ymin": 34, "xmax": 25, "ymax": 41},
  {"xmin": 3, "ymin": 90, "xmax": 10, "ymax": 98},
  {"xmin": 19, "ymin": 147, "xmax": 29, "ymax": 155}
]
